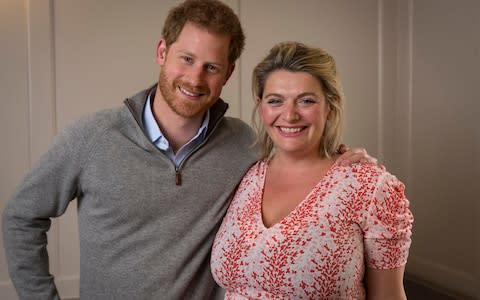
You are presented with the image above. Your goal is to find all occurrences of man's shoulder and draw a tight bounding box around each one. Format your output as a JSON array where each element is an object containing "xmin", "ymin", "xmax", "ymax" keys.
[
  {"xmin": 70, "ymin": 106, "xmax": 126, "ymax": 131},
  {"xmin": 56, "ymin": 105, "xmax": 130, "ymax": 146},
  {"xmin": 220, "ymin": 116, "xmax": 254, "ymax": 134}
]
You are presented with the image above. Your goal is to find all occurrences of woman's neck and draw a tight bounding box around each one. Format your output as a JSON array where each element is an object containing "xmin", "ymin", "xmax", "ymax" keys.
[{"xmin": 269, "ymin": 151, "xmax": 335, "ymax": 171}]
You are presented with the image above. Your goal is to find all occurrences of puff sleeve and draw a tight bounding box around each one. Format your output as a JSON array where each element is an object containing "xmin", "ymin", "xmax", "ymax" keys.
[{"xmin": 363, "ymin": 172, "xmax": 413, "ymax": 269}]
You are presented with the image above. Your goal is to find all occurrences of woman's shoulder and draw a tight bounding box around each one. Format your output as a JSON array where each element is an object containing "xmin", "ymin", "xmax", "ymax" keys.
[
  {"xmin": 349, "ymin": 162, "xmax": 385, "ymax": 175},
  {"xmin": 236, "ymin": 160, "xmax": 266, "ymax": 187},
  {"xmin": 246, "ymin": 160, "xmax": 266, "ymax": 175},
  {"xmin": 334, "ymin": 162, "xmax": 404, "ymax": 190}
]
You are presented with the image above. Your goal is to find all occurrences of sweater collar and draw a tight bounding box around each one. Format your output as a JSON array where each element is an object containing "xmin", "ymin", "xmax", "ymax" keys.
[{"xmin": 124, "ymin": 83, "xmax": 229, "ymax": 136}]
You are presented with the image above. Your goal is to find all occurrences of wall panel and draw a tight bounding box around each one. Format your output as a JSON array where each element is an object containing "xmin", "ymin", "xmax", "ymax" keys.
[{"xmin": 406, "ymin": 0, "xmax": 479, "ymax": 297}]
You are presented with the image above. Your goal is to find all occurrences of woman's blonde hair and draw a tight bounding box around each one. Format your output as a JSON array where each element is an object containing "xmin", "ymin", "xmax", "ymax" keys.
[{"xmin": 252, "ymin": 41, "xmax": 344, "ymax": 160}]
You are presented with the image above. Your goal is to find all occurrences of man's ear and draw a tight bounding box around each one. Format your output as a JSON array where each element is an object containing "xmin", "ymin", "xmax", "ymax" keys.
[
  {"xmin": 156, "ymin": 39, "xmax": 168, "ymax": 65},
  {"xmin": 223, "ymin": 64, "xmax": 236, "ymax": 85}
]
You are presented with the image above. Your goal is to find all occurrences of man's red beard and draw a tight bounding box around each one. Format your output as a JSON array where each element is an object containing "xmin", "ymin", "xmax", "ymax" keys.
[{"xmin": 158, "ymin": 69, "xmax": 211, "ymax": 118}]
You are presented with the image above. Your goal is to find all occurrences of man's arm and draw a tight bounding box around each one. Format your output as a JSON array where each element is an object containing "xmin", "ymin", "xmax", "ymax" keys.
[
  {"xmin": 2, "ymin": 201, "xmax": 60, "ymax": 300},
  {"xmin": 2, "ymin": 119, "xmax": 91, "ymax": 300}
]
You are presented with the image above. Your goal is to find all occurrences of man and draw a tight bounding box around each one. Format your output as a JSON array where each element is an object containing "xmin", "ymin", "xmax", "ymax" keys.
[{"xmin": 2, "ymin": 0, "xmax": 374, "ymax": 299}]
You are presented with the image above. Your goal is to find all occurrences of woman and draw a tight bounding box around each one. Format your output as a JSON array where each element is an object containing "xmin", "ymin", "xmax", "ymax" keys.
[{"xmin": 210, "ymin": 42, "xmax": 413, "ymax": 299}]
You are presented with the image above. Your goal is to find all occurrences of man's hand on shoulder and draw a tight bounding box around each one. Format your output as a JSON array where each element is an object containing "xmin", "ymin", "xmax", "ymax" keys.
[{"xmin": 336, "ymin": 144, "xmax": 379, "ymax": 167}]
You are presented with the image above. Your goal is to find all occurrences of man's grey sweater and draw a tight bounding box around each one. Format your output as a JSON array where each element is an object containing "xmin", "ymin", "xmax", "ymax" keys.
[{"xmin": 2, "ymin": 85, "xmax": 257, "ymax": 299}]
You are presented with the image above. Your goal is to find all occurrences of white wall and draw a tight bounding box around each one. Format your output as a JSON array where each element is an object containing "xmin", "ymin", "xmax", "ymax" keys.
[{"xmin": 1, "ymin": 0, "xmax": 478, "ymax": 299}]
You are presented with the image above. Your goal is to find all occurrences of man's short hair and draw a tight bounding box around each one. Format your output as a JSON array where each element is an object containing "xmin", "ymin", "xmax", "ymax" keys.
[{"xmin": 162, "ymin": 0, "xmax": 245, "ymax": 64}]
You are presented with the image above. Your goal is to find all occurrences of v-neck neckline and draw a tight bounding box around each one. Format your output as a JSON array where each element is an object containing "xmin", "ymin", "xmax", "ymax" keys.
[{"xmin": 256, "ymin": 160, "xmax": 338, "ymax": 230}]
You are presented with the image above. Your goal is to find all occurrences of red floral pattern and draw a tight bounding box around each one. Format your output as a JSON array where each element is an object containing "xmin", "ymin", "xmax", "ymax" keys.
[{"xmin": 211, "ymin": 161, "xmax": 413, "ymax": 299}]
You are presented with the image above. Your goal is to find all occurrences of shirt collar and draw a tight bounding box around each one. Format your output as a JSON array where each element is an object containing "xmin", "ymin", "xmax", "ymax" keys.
[{"xmin": 142, "ymin": 94, "xmax": 210, "ymax": 149}]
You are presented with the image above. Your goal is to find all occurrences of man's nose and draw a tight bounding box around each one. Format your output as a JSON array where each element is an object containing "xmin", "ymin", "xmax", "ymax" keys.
[{"xmin": 185, "ymin": 65, "xmax": 206, "ymax": 86}]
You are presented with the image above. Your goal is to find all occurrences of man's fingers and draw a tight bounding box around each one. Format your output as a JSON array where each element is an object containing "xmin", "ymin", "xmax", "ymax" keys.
[
  {"xmin": 338, "ymin": 148, "xmax": 378, "ymax": 166},
  {"xmin": 338, "ymin": 143, "xmax": 348, "ymax": 154}
]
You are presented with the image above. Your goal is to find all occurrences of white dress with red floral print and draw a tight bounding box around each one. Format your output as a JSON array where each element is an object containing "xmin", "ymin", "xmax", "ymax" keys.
[{"xmin": 211, "ymin": 161, "xmax": 413, "ymax": 300}]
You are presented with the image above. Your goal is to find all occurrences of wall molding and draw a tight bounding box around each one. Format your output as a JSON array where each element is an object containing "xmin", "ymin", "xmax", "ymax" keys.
[
  {"xmin": 393, "ymin": 0, "xmax": 413, "ymax": 185},
  {"xmin": 57, "ymin": 276, "xmax": 80, "ymax": 299},
  {"xmin": 27, "ymin": 0, "xmax": 61, "ymax": 279},
  {"xmin": 407, "ymin": 255, "xmax": 477, "ymax": 299},
  {"xmin": 376, "ymin": 0, "xmax": 384, "ymax": 162}
]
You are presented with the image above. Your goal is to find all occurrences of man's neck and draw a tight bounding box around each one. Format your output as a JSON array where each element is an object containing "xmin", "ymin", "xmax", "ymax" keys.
[{"xmin": 151, "ymin": 88, "xmax": 204, "ymax": 153}]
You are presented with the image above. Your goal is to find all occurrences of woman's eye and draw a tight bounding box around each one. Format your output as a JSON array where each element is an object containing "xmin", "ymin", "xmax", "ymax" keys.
[
  {"xmin": 299, "ymin": 98, "xmax": 316, "ymax": 105},
  {"xmin": 266, "ymin": 98, "xmax": 282, "ymax": 105}
]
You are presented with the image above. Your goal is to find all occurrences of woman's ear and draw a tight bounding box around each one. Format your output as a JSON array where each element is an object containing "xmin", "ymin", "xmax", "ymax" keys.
[
  {"xmin": 326, "ymin": 95, "xmax": 338, "ymax": 120},
  {"xmin": 327, "ymin": 105, "xmax": 335, "ymax": 120},
  {"xmin": 255, "ymin": 97, "xmax": 263, "ymax": 116}
]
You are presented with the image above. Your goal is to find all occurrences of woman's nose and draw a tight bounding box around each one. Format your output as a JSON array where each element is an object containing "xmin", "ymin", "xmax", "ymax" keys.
[{"xmin": 283, "ymin": 102, "xmax": 299, "ymax": 122}]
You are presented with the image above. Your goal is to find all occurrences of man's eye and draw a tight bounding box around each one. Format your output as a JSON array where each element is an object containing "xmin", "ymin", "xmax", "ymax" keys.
[
  {"xmin": 206, "ymin": 64, "xmax": 219, "ymax": 73},
  {"xmin": 182, "ymin": 56, "xmax": 193, "ymax": 63}
]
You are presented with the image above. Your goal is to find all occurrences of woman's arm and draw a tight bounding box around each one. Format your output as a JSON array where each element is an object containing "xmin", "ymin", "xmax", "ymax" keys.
[{"xmin": 365, "ymin": 266, "xmax": 407, "ymax": 300}]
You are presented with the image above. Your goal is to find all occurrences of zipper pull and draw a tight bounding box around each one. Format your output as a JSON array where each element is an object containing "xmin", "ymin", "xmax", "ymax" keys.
[{"xmin": 175, "ymin": 169, "xmax": 182, "ymax": 186}]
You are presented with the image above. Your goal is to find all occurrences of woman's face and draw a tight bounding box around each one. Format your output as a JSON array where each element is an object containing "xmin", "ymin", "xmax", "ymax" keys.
[{"xmin": 259, "ymin": 70, "xmax": 331, "ymax": 158}]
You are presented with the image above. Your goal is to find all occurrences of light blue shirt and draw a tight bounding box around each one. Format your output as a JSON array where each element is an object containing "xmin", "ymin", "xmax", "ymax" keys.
[{"xmin": 143, "ymin": 95, "xmax": 209, "ymax": 167}]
